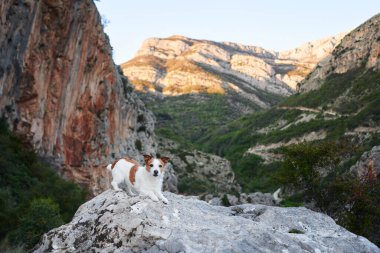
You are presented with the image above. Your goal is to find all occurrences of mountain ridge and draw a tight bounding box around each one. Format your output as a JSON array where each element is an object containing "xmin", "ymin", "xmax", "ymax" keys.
[{"xmin": 122, "ymin": 32, "xmax": 345, "ymax": 98}]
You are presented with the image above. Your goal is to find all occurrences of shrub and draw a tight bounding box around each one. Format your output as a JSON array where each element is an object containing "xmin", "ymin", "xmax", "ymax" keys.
[
  {"xmin": 10, "ymin": 198, "xmax": 63, "ymax": 249},
  {"xmin": 0, "ymin": 119, "xmax": 86, "ymax": 250},
  {"xmin": 277, "ymin": 141, "xmax": 380, "ymax": 245}
]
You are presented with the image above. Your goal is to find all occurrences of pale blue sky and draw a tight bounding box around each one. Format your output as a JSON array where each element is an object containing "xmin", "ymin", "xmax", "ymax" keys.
[{"xmin": 95, "ymin": 1, "xmax": 380, "ymax": 64}]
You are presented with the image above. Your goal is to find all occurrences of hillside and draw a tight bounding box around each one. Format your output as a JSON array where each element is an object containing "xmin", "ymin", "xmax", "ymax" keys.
[
  {"xmin": 196, "ymin": 13, "xmax": 380, "ymax": 245},
  {"xmin": 201, "ymin": 14, "xmax": 380, "ymax": 174},
  {"xmin": 122, "ymin": 34, "xmax": 344, "ymax": 143}
]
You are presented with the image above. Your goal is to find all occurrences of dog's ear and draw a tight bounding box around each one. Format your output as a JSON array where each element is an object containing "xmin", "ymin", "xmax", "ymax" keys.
[
  {"xmin": 143, "ymin": 154, "xmax": 153, "ymax": 164},
  {"xmin": 160, "ymin": 156, "xmax": 170, "ymax": 165}
]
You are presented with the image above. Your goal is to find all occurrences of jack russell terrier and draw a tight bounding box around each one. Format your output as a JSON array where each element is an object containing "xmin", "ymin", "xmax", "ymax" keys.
[{"xmin": 107, "ymin": 154, "xmax": 170, "ymax": 204}]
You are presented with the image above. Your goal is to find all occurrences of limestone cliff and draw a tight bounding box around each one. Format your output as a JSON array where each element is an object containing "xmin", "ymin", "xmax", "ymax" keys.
[
  {"xmin": 300, "ymin": 13, "xmax": 380, "ymax": 92},
  {"xmin": 121, "ymin": 34, "xmax": 344, "ymax": 109},
  {"xmin": 0, "ymin": 0, "xmax": 155, "ymax": 195},
  {"xmin": 33, "ymin": 190, "xmax": 379, "ymax": 252}
]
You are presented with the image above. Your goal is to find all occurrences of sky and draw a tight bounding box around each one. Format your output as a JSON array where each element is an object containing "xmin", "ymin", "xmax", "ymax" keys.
[{"xmin": 95, "ymin": 1, "xmax": 380, "ymax": 64}]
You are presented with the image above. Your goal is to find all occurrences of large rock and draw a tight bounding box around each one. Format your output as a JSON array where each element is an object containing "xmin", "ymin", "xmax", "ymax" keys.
[
  {"xmin": 33, "ymin": 190, "xmax": 379, "ymax": 253},
  {"xmin": 157, "ymin": 137, "xmax": 241, "ymax": 195},
  {"xmin": 350, "ymin": 145, "xmax": 380, "ymax": 178},
  {"xmin": 0, "ymin": 0, "xmax": 156, "ymax": 194}
]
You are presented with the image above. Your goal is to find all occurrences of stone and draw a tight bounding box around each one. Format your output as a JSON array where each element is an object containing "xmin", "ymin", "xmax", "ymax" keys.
[
  {"xmin": 350, "ymin": 145, "xmax": 380, "ymax": 178},
  {"xmin": 33, "ymin": 190, "xmax": 379, "ymax": 253}
]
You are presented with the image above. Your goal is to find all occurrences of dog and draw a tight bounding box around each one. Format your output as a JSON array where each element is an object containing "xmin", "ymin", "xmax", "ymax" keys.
[{"xmin": 107, "ymin": 154, "xmax": 170, "ymax": 204}]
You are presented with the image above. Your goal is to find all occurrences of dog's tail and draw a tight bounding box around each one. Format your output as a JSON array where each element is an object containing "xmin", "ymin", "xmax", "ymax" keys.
[
  {"xmin": 106, "ymin": 164, "xmax": 112, "ymax": 172},
  {"xmin": 273, "ymin": 188, "xmax": 282, "ymax": 204}
]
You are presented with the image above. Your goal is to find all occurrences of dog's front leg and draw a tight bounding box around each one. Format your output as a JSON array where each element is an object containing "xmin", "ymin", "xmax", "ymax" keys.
[
  {"xmin": 154, "ymin": 190, "xmax": 169, "ymax": 204},
  {"xmin": 140, "ymin": 190, "xmax": 159, "ymax": 202}
]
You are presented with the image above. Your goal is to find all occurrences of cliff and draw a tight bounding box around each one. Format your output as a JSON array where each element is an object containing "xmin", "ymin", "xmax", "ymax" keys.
[
  {"xmin": 300, "ymin": 13, "xmax": 380, "ymax": 92},
  {"xmin": 121, "ymin": 33, "xmax": 344, "ymax": 103},
  {"xmin": 0, "ymin": 0, "xmax": 156, "ymax": 195},
  {"xmin": 33, "ymin": 190, "xmax": 380, "ymax": 252}
]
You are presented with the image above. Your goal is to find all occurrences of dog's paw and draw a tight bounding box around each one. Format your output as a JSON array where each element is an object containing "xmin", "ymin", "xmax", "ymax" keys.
[
  {"xmin": 150, "ymin": 196, "xmax": 159, "ymax": 202},
  {"xmin": 162, "ymin": 198, "xmax": 169, "ymax": 204}
]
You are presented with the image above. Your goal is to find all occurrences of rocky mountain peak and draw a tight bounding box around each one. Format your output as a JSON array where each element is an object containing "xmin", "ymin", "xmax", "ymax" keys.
[
  {"xmin": 121, "ymin": 33, "xmax": 344, "ymax": 113},
  {"xmin": 300, "ymin": 14, "xmax": 380, "ymax": 92}
]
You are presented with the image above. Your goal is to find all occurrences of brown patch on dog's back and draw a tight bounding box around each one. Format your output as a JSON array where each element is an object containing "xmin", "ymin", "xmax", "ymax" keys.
[
  {"xmin": 110, "ymin": 157, "xmax": 139, "ymax": 185},
  {"xmin": 111, "ymin": 157, "xmax": 139, "ymax": 169},
  {"xmin": 129, "ymin": 164, "xmax": 139, "ymax": 185},
  {"xmin": 111, "ymin": 159, "xmax": 120, "ymax": 169},
  {"xmin": 122, "ymin": 157, "xmax": 139, "ymax": 185}
]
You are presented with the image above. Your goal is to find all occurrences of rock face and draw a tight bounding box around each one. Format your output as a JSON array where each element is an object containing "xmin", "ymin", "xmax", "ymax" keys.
[
  {"xmin": 301, "ymin": 14, "xmax": 380, "ymax": 92},
  {"xmin": 0, "ymin": 0, "xmax": 155, "ymax": 194},
  {"xmin": 33, "ymin": 190, "xmax": 379, "ymax": 253},
  {"xmin": 351, "ymin": 145, "xmax": 380, "ymax": 178},
  {"xmin": 157, "ymin": 137, "xmax": 240, "ymax": 195},
  {"xmin": 121, "ymin": 34, "xmax": 344, "ymax": 107}
]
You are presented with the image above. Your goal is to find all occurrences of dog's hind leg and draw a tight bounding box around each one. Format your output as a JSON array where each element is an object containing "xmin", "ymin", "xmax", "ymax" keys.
[
  {"xmin": 111, "ymin": 180, "xmax": 122, "ymax": 191},
  {"xmin": 126, "ymin": 184, "xmax": 137, "ymax": 196}
]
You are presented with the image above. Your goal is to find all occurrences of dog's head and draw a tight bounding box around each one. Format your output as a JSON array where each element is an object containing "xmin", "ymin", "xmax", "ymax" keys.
[{"xmin": 143, "ymin": 154, "xmax": 170, "ymax": 178}]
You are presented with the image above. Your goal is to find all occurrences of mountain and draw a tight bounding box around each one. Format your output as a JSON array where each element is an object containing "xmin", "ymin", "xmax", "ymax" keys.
[
  {"xmin": 201, "ymin": 13, "xmax": 380, "ymax": 181},
  {"xmin": 197, "ymin": 14, "xmax": 380, "ymax": 245},
  {"xmin": 121, "ymin": 34, "xmax": 344, "ymax": 145},
  {"xmin": 122, "ymin": 34, "xmax": 344, "ymax": 97},
  {"xmin": 33, "ymin": 190, "xmax": 379, "ymax": 253},
  {"xmin": 0, "ymin": 0, "xmax": 156, "ymax": 195}
]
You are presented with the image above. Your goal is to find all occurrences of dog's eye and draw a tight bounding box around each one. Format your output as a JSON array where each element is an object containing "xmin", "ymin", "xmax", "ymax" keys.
[
  {"xmin": 159, "ymin": 165, "xmax": 162, "ymax": 168},
  {"xmin": 149, "ymin": 164, "xmax": 153, "ymax": 167}
]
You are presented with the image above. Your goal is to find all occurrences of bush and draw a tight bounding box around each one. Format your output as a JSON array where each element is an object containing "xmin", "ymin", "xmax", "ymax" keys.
[
  {"xmin": 10, "ymin": 198, "xmax": 63, "ymax": 249},
  {"xmin": 0, "ymin": 119, "xmax": 86, "ymax": 250},
  {"xmin": 277, "ymin": 141, "xmax": 380, "ymax": 245}
]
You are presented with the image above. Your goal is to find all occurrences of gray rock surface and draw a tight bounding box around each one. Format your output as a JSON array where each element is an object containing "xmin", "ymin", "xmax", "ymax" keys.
[
  {"xmin": 350, "ymin": 145, "xmax": 380, "ymax": 178},
  {"xmin": 33, "ymin": 190, "xmax": 379, "ymax": 253},
  {"xmin": 158, "ymin": 137, "xmax": 241, "ymax": 194}
]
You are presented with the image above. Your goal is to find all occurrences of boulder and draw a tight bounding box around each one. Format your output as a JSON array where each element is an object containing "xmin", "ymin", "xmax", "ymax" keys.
[{"xmin": 33, "ymin": 190, "xmax": 379, "ymax": 253}]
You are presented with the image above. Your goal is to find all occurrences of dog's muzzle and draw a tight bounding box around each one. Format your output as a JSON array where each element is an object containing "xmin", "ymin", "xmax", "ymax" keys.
[{"xmin": 153, "ymin": 170, "xmax": 159, "ymax": 177}]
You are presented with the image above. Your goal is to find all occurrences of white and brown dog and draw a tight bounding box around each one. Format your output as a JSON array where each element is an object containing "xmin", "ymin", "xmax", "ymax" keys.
[{"xmin": 107, "ymin": 154, "xmax": 170, "ymax": 204}]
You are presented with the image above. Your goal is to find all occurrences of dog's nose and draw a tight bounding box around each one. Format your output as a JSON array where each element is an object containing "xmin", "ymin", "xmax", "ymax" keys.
[{"xmin": 154, "ymin": 170, "xmax": 158, "ymax": 175}]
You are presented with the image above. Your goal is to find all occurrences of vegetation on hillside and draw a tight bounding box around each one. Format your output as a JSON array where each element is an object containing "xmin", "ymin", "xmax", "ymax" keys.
[
  {"xmin": 141, "ymin": 93, "xmax": 261, "ymax": 149},
  {"xmin": 197, "ymin": 68, "xmax": 380, "ymax": 192},
  {"xmin": 141, "ymin": 66, "xmax": 380, "ymax": 245},
  {"xmin": 0, "ymin": 119, "xmax": 86, "ymax": 251},
  {"xmin": 277, "ymin": 141, "xmax": 380, "ymax": 245}
]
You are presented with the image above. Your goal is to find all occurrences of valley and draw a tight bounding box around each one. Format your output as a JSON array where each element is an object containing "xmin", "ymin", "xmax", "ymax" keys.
[
  {"xmin": 0, "ymin": 0, "xmax": 379, "ymax": 250},
  {"xmin": 123, "ymin": 14, "xmax": 380, "ymax": 245}
]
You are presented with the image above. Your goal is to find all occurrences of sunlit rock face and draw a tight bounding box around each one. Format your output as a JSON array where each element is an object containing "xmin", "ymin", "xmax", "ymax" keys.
[
  {"xmin": 300, "ymin": 14, "xmax": 380, "ymax": 92},
  {"xmin": 121, "ymin": 33, "xmax": 344, "ymax": 107},
  {"xmin": 0, "ymin": 0, "xmax": 156, "ymax": 195}
]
